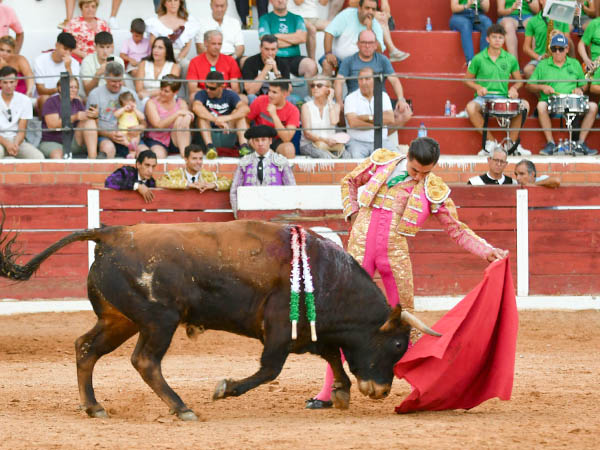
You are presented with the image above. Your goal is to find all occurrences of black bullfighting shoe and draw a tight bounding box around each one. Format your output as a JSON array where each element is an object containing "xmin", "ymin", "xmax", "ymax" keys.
[{"xmin": 305, "ymin": 398, "xmax": 333, "ymax": 409}]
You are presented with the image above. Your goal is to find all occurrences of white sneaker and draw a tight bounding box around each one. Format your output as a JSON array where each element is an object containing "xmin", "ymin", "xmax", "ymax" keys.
[
  {"xmin": 478, "ymin": 140, "xmax": 497, "ymax": 156},
  {"xmin": 389, "ymin": 49, "xmax": 410, "ymax": 62},
  {"xmin": 456, "ymin": 110, "xmax": 468, "ymax": 118},
  {"xmin": 108, "ymin": 16, "xmax": 119, "ymax": 29},
  {"xmin": 513, "ymin": 144, "xmax": 531, "ymax": 156}
]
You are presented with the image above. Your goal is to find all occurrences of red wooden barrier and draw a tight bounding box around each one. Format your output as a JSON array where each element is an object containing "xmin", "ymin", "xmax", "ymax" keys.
[
  {"xmin": 1, "ymin": 185, "xmax": 599, "ymax": 299},
  {"xmin": 527, "ymin": 186, "xmax": 600, "ymax": 294},
  {"xmin": 0, "ymin": 184, "xmax": 90, "ymax": 298}
]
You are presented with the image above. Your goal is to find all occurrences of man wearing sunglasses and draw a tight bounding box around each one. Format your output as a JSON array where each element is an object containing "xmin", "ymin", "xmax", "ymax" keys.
[
  {"xmin": 522, "ymin": 0, "xmax": 571, "ymax": 79},
  {"xmin": 192, "ymin": 70, "xmax": 251, "ymax": 158},
  {"xmin": 527, "ymin": 33, "xmax": 598, "ymax": 156},
  {"xmin": 468, "ymin": 146, "xmax": 517, "ymax": 185},
  {"xmin": 0, "ymin": 66, "xmax": 43, "ymax": 159}
]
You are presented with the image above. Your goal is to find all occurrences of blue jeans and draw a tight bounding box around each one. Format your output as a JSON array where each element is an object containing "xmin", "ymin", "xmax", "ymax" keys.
[{"xmin": 449, "ymin": 10, "xmax": 493, "ymax": 63}]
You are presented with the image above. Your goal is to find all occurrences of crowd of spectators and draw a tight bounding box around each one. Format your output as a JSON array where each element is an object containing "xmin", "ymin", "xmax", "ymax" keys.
[
  {"xmin": 1, "ymin": 0, "xmax": 599, "ymax": 164},
  {"xmin": 2, "ymin": 0, "xmax": 414, "ymax": 161}
]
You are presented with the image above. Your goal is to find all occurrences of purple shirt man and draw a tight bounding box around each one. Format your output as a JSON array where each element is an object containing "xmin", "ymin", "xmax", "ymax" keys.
[
  {"xmin": 230, "ymin": 124, "xmax": 295, "ymax": 217},
  {"xmin": 105, "ymin": 150, "xmax": 158, "ymax": 203}
]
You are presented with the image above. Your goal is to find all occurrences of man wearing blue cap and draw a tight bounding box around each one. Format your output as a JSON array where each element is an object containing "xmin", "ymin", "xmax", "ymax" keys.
[{"xmin": 528, "ymin": 33, "xmax": 598, "ymax": 156}]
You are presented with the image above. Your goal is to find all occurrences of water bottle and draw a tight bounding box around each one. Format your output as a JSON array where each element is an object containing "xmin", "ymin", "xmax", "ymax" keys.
[
  {"xmin": 418, "ymin": 122, "xmax": 427, "ymax": 138},
  {"xmin": 426, "ymin": 17, "xmax": 432, "ymax": 32},
  {"xmin": 444, "ymin": 100, "xmax": 451, "ymax": 116},
  {"xmin": 557, "ymin": 139, "xmax": 565, "ymax": 154}
]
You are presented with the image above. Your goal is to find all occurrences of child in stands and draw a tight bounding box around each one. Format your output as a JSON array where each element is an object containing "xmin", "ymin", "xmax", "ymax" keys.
[
  {"xmin": 120, "ymin": 18, "xmax": 151, "ymax": 76},
  {"xmin": 114, "ymin": 91, "xmax": 144, "ymax": 158}
]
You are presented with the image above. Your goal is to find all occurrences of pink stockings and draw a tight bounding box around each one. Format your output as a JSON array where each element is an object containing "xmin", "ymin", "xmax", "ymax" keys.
[{"xmin": 314, "ymin": 209, "xmax": 407, "ymax": 402}]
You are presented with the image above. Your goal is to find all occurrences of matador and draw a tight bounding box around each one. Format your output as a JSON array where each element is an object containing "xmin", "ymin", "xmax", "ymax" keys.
[{"xmin": 306, "ymin": 137, "xmax": 508, "ymax": 409}]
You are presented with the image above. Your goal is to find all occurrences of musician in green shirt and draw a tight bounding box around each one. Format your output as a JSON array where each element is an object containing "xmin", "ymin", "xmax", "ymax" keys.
[
  {"xmin": 464, "ymin": 24, "xmax": 531, "ymax": 156},
  {"xmin": 522, "ymin": 0, "xmax": 571, "ymax": 78},
  {"xmin": 528, "ymin": 33, "xmax": 598, "ymax": 156}
]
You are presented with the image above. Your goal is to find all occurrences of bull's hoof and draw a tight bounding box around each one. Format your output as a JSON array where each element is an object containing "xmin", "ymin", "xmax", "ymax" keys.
[
  {"xmin": 177, "ymin": 410, "xmax": 198, "ymax": 421},
  {"xmin": 212, "ymin": 379, "xmax": 230, "ymax": 400},
  {"xmin": 86, "ymin": 405, "xmax": 109, "ymax": 419},
  {"xmin": 331, "ymin": 389, "xmax": 350, "ymax": 410}
]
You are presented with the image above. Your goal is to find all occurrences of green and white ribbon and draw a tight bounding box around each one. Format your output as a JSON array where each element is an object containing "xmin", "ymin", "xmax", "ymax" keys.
[
  {"xmin": 300, "ymin": 227, "xmax": 317, "ymax": 341},
  {"xmin": 289, "ymin": 226, "xmax": 317, "ymax": 341}
]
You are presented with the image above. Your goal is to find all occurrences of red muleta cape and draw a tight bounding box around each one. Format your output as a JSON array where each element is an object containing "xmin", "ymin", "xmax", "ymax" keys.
[{"xmin": 394, "ymin": 257, "xmax": 518, "ymax": 413}]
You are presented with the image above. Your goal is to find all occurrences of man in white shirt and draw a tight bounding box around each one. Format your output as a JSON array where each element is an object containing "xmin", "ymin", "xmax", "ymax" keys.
[
  {"xmin": 33, "ymin": 32, "xmax": 80, "ymax": 113},
  {"xmin": 195, "ymin": 0, "xmax": 245, "ymax": 60},
  {"xmin": 344, "ymin": 67, "xmax": 395, "ymax": 158},
  {"xmin": 0, "ymin": 66, "xmax": 43, "ymax": 159},
  {"xmin": 467, "ymin": 147, "xmax": 518, "ymax": 185},
  {"xmin": 80, "ymin": 31, "xmax": 126, "ymax": 96}
]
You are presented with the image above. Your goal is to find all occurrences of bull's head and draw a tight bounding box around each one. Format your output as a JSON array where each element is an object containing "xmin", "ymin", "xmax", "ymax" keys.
[{"xmin": 343, "ymin": 306, "xmax": 441, "ymax": 400}]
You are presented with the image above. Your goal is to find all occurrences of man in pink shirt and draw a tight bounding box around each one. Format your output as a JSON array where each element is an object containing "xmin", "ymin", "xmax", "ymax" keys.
[
  {"xmin": 0, "ymin": 1, "xmax": 24, "ymax": 54},
  {"xmin": 119, "ymin": 18, "xmax": 151, "ymax": 75}
]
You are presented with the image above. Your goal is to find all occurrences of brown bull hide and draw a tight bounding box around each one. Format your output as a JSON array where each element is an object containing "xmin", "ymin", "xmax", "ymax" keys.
[{"xmin": 0, "ymin": 219, "xmax": 436, "ymax": 420}]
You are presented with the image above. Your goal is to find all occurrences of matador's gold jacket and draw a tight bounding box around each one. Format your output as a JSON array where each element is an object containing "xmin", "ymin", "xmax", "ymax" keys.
[
  {"xmin": 341, "ymin": 148, "xmax": 494, "ymax": 259},
  {"xmin": 156, "ymin": 168, "xmax": 232, "ymax": 191}
]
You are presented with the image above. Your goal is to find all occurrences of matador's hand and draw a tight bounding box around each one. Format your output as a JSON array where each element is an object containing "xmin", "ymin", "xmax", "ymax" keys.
[{"xmin": 487, "ymin": 248, "xmax": 508, "ymax": 262}]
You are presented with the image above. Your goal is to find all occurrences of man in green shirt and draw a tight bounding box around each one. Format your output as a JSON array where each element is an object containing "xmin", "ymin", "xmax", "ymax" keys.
[
  {"xmin": 578, "ymin": 15, "xmax": 600, "ymax": 73},
  {"xmin": 522, "ymin": 0, "xmax": 571, "ymax": 78},
  {"xmin": 464, "ymin": 24, "xmax": 531, "ymax": 156},
  {"xmin": 258, "ymin": 0, "xmax": 318, "ymax": 79},
  {"xmin": 528, "ymin": 33, "xmax": 598, "ymax": 155}
]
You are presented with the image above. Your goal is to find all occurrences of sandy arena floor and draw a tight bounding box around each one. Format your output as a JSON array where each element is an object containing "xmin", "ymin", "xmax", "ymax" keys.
[{"xmin": 0, "ymin": 309, "xmax": 598, "ymax": 449}]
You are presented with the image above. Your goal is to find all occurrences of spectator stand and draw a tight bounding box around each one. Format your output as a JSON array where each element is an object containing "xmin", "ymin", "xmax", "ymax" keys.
[{"xmin": 8, "ymin": 0, "xmax": 600, "ymax": 155}]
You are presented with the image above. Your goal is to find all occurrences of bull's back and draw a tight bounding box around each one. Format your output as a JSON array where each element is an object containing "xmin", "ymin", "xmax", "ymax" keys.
[{"xmin": 89, "ymin": 221, "xmax": 293, "ymax": 334}]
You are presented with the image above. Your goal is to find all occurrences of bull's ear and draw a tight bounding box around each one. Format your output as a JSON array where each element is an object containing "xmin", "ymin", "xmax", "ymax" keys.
[{"xmin": 379, "ymin": 305, "xmax": 404, "ymax": 332}]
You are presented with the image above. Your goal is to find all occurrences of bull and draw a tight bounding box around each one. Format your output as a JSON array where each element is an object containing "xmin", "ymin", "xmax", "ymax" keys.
[{"xmin": 0, "ymin": 219, "xmax": 439, "ymax": 421}]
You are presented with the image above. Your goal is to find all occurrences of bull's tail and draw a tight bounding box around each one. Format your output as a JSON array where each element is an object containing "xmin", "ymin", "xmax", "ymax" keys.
[{"xmin": 0, "ymin": 209, "xmax": 102, "ymax": 281}]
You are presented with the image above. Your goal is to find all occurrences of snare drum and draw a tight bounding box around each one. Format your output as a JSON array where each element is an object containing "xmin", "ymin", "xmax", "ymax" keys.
[
  {"xmin": 548, "ymin": 94, "xmax": 589, "ymax": 114},
  {"xmin": 484, "ymin": 99, "xmax": 522, "ymax": 117}
]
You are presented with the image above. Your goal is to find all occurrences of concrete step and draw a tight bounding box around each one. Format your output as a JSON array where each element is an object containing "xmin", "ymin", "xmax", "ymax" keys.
[{"xmin": 390, "ymin": 0, "xmax": 500, "ymax": 31}]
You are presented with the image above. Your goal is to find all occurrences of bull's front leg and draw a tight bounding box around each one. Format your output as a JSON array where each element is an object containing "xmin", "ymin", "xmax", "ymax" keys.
[
  {"xmin": 213, "ymin": 338, "xmax": 289, "ymax": 400},
  {"xmin": 322, "ymin": 350, "xmax": 352, "ymax": 409},
  {"xmin": 213, "ymin": 306, "xmax": 291, "ymax": 401}
]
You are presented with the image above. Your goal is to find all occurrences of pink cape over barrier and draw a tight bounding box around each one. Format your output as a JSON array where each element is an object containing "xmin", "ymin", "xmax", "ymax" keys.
[{"xmin": 394, "ymin": 257, "xmax": 518, "ymax": 413}]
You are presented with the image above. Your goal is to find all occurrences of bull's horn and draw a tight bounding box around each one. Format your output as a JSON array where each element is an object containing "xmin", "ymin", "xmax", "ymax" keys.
[{"xmin": 401, "ymin": 311, "xmax": 442, "ymax": 337}]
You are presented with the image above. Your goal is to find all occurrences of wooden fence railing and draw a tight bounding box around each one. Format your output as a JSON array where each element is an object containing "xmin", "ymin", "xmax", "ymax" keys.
[{"xmin": 0, "ymin": 185, "xmax": 599, "ymax": 299}]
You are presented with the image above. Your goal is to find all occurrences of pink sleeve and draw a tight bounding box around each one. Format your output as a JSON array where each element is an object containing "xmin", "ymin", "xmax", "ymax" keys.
[
  {"xmin": 9, "ymin": 9, "xmax": 23, "ymax": 34},
  {"xmin": 434, "ymin": 198, "xmax": 494, "ymax": 260},
  {"xmin": 340, "ymin": 159, "xmax": 374, "ymax": 220},
  {"xmin": 121, "ymin": 39, "xmax": 132, "ymax": 55},
  {"xmin": 99, "ymin": 20, "xmax": 110, "ymax": 33}
]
